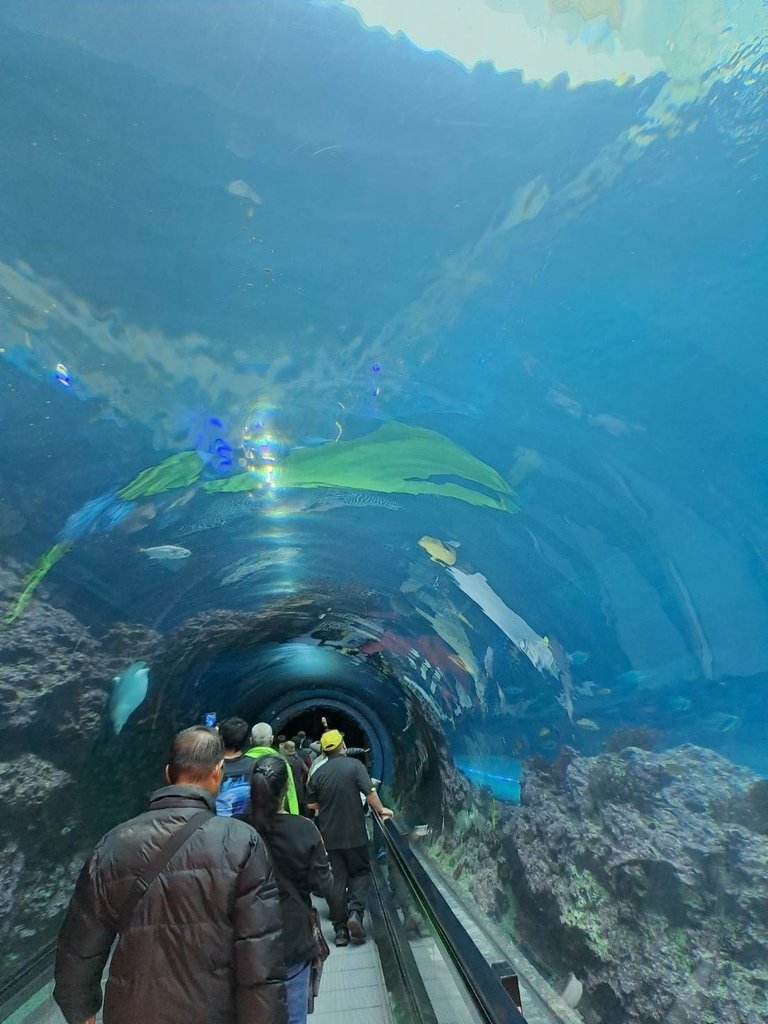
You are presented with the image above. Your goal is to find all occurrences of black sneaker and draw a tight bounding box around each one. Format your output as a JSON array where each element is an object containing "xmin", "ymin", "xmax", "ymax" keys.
[
  {"xmin": 347, "ymin": 913, "xmax": 367, "ymax": 942},
  {"xmin": 334, "ymin": 927, "xmax": 350, "ymax": 947}
]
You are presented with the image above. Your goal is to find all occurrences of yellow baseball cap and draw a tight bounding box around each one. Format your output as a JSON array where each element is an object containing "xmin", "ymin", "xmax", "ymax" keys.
[{"xmin": 320, "ymin": 729, "xmax": 344, "ymax": 752}]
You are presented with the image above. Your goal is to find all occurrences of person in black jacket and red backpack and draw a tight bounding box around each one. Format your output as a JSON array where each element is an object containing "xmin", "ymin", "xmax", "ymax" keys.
[
  {"xmin": 239, "ymin": 753, "xmax": 334, "ymax": 1024},
  {"xmin": 54, "ymin": 726, "xmax": 287, "ymax": 1024}
]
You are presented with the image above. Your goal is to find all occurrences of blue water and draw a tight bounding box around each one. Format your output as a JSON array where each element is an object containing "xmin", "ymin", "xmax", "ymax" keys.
[{"xmin": 0, "ymin": 1, "xmax": 767, "ymax": 1017}]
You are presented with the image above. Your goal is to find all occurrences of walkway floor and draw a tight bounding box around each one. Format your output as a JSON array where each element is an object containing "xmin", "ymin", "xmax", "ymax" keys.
[
  {"xmin": 5, "ymin": 854, "xmax": 581, "ymax": 1024},
  {"xmin": 4, "ymin": 904, "xmax": 393, "ymax": 1024},
  {"xmin": 311, "ymin": 903, "xmax": 392, "ymax": 1024}
]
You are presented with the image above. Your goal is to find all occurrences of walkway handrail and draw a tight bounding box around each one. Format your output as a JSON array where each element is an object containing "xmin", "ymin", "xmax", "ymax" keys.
[{"xmin": 372, "ymin": 813, "xmax": 528, "ymax": 1024}]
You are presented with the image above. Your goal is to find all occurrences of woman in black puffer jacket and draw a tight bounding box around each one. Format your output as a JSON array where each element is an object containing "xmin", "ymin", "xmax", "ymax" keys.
[{"xmin": 239, "ymin": 755, "xmax": 333, "ymax": 1024}]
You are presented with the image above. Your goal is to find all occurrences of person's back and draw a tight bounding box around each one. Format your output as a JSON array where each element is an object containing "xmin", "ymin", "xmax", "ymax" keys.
[
  {"xmin": 216, "ymin": 716, "xmax": 254, "ymax": 817},
  {"xmin": 308, "ymin": 754, "xmax": 370, "ymax": 849},
  {"xmin": 262, "ymin": 814, "xmax": 330, "ymax": 957},
  {"xmin": 240, "ymin": 755, "xmax": 333, "ymax": 1024},
  {"xmin": 246, "ymin": 721, "xmax": 299, "ymax": 814},
  {"xmin": 306, "ymin": 731, "xmax": 392, "ymax": 948},
  {"xmin": 280, "ymin": 741, "xmax": 309, "ymax": 812},
  {"xmin": 54, "ymin": 727, "xmax": 286, "ymax": 1024}
]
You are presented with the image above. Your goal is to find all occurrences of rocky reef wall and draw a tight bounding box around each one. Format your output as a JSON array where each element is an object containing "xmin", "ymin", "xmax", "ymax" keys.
[
  {"xmin": 430, "ymin": 743, "xmax": 768, "ymax": 1024},
  {"xmin": 0, "ymin": 559, "xmax": 165, "ymax": 975}
]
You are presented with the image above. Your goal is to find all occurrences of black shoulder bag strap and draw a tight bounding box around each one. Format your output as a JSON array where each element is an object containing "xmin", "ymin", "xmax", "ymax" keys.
[
  {"xmin": 273, "ymin": 870, "xmax": 307, "ymax": 914},
  {"xmin": 117, "ymin": 809, "xmax": 212, "ymax": 932}
]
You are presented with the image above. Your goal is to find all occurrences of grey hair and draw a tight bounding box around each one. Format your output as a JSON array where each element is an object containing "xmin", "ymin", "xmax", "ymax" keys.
[
  {"xmin": 167, "ymin": 726, "xmax": 224, "ymax": 783},
  {"xmin": 250, "ymin": 722, "xmax": 274, "ymax": 747}
]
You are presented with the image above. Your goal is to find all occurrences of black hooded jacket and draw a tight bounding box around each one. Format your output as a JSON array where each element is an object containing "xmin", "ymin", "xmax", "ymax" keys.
[{"xmin": 54, "ymin": 785, "xmax": 287, "ymax": 1024}]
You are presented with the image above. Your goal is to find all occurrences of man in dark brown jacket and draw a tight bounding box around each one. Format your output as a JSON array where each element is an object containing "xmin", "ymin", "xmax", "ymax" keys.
[{"xmin": 54, "ymin": 726, "xmax": 287, "ymax": 1024}]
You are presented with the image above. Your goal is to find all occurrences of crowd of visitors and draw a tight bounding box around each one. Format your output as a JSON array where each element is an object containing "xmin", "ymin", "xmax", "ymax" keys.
[{"xmin": 53, "ymin": 715, "xmax": 394, "ymax": 1024}]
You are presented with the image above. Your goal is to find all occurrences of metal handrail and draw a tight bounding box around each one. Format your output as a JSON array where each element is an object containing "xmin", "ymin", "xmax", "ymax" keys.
[
  {"xmin": 0, "ymin": 938, "xmax": 57, "ymax": 1019},
  {"xmin": 372, "ymin": 814, "xmax": 528, "ymax": 1024}
]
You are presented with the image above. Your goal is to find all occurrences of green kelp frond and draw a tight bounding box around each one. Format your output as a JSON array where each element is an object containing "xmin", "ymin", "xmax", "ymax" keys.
[
  {"xmin": 277, "ymin": 422, "xmax": 517, "ymax": 511},
  {"xmin": 203, "ymin": 473, "xmax": 260, "ymax": 494},
  {"xmin": 117, "ymin": 451, "xmax": 205, "ymax": 501},
  {"xmin": 2, "ymin": 541, "xmax": 73, "ymax": 627}
]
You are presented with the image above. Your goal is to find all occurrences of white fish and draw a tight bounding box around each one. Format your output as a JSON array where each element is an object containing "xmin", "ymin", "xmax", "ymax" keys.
[
  {"xmin": 547, "ymin": 389, "xmax": 582, "ymax": 419},
  {"xmin": 110, "ymin": 661, "xmax": 150, "ymax": 734},
  {"xmin": 140, "ymin": 545, "xmax": 191, "ymax": 560},
  {"xmin": 448, "ymin": 567, "xmax": 558, "ymax": 678},
  {"xmin": 227, "ymin": 179, "xmax": 262, "ymax": 205},
  {"xmin": 484, "ymin": 646, "xmax": 494, "ymax": 678}
]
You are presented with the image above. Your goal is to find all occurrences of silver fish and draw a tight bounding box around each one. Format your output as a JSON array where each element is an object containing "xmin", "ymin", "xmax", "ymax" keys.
[{"xmin": 140, "ymin": 545, "xmax": 191, "ymax": 560}]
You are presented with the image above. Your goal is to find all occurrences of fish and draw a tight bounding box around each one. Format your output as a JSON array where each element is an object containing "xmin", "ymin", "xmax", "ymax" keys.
[
  {"xmin": 119, "ymin": 504, "xmax": 157, "ymax": 534},
  {"xmin": 590, "ymin": 414, "xmax": 645, "ymax": 436},
  {"xmin": 669, "ymin": 696, "xmax": 693, "ymax": 712},
  {"xmin": 418, "ymin": 536, "xmax": 457, "ymax": 565},
  {"xmin": 576, "ymin": 680, "xmax": 598, "ymax": 696},
  {"xmin": 568, "ymin": 650, "xmax": 590, "ymax": 666},
  {"xmin": 484, "ymin": 646, "xmax": 494, "ymax": 678},
  {"xmin": 596, "ymin": 687, "xmax": 612, "ymax": 696},
  {"xmin": 587, "ymin": 412, "xmax": 630, "ymax": 435},
  {"xmin": 538, "ymin": 727, "xmax": 551, "ymax": 737},
  {"xmin": 227, "ymin": 179, "xmax": 262, "ymax": 205},
  {"xmin": 110, "ymin": 661, "xmax": 150, "ymax": 734},
  {"xmin": 704, "ymin": 712, "xmax": 741, "ymax": 734},
  {"xmin": 576, "ymin": 718, "xmax": 600, "ymax": 730},
  {"xmin": 139, "ymin": 545, "xmax": 191, "ymax": 560},
  {"xmin": 618, "ymin": 669, "xmax": 654, "ymax": 686},
  {"xmin": 547, "ymin": 389, "xmax": 582, "ymax": 419},
  {"xmin": 547, "ymin": 635, "xmax": 575, "ymax": 723}
]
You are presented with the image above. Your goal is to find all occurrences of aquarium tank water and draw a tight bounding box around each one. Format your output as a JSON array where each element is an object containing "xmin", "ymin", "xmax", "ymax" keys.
[{"xmin": 0, "ymin": 2, "xmax": 767, "ymax": 1022}]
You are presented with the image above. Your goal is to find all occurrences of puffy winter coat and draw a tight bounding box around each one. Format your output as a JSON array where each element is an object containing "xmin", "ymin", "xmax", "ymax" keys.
[{"xmin": 54, "ymin": 785, "xmax": 286, "ymax": 1024}]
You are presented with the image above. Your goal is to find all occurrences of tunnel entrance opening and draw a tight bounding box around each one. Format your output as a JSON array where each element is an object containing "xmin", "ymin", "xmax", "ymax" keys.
[{"xmin": 279, "ymin": 706, "xmax": 370, "ymax": 755}]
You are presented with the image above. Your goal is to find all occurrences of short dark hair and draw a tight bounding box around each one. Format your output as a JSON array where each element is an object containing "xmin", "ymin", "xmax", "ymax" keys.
[
  {"xmin": 167, "ymin": 727, "xmax": 224, "ymax": 783},
  {"xmin": 219, "ymin": 716, "xmax": 250, "ymax": 751}
]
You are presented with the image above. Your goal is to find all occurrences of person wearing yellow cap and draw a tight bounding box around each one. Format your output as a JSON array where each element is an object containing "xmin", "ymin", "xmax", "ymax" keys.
[{"xmin": 306, "ymin": 729, "xmax": 393, "ymax": 947}]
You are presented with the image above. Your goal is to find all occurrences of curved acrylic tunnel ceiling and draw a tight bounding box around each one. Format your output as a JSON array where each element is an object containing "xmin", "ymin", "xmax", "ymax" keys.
[{"xmin": 1, "ymin": 1, "xmax": 768, "ymax": 1017}]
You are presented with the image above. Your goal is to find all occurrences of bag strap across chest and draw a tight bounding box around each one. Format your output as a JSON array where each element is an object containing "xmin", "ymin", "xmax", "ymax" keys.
[{"xmin": 117, "ymin": 809, "xmax": 212, "ymax": 932}]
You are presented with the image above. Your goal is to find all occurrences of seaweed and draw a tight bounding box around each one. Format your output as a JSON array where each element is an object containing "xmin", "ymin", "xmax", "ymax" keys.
[
  {"xmin": 219, "ymin": 421, "xmax": 518, "ymax": 511},
  {"xmin": 117, "ymin": 451, "xmax": 204, "ymax": 501},
  {"xmin": 2, "ymin": 542, "xmax": 73, "ymax": 627}
]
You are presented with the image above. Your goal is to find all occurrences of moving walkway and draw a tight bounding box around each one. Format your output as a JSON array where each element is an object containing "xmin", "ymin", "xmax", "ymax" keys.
[{"xmin": 1, "ymin": 815, "xmax": 574, "ymax": 1024}]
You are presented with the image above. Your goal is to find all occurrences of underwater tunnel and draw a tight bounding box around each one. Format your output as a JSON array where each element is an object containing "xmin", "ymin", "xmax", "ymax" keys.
[{"xmin": 1, "ymin": 2, "xmax": 767, "ymax": 1023}]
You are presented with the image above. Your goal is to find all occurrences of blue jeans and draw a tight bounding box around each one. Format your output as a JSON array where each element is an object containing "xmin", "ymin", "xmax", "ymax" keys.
[{"xmin": 285, "ymin": 960, "xmax": 311, "ymax": 1024}]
